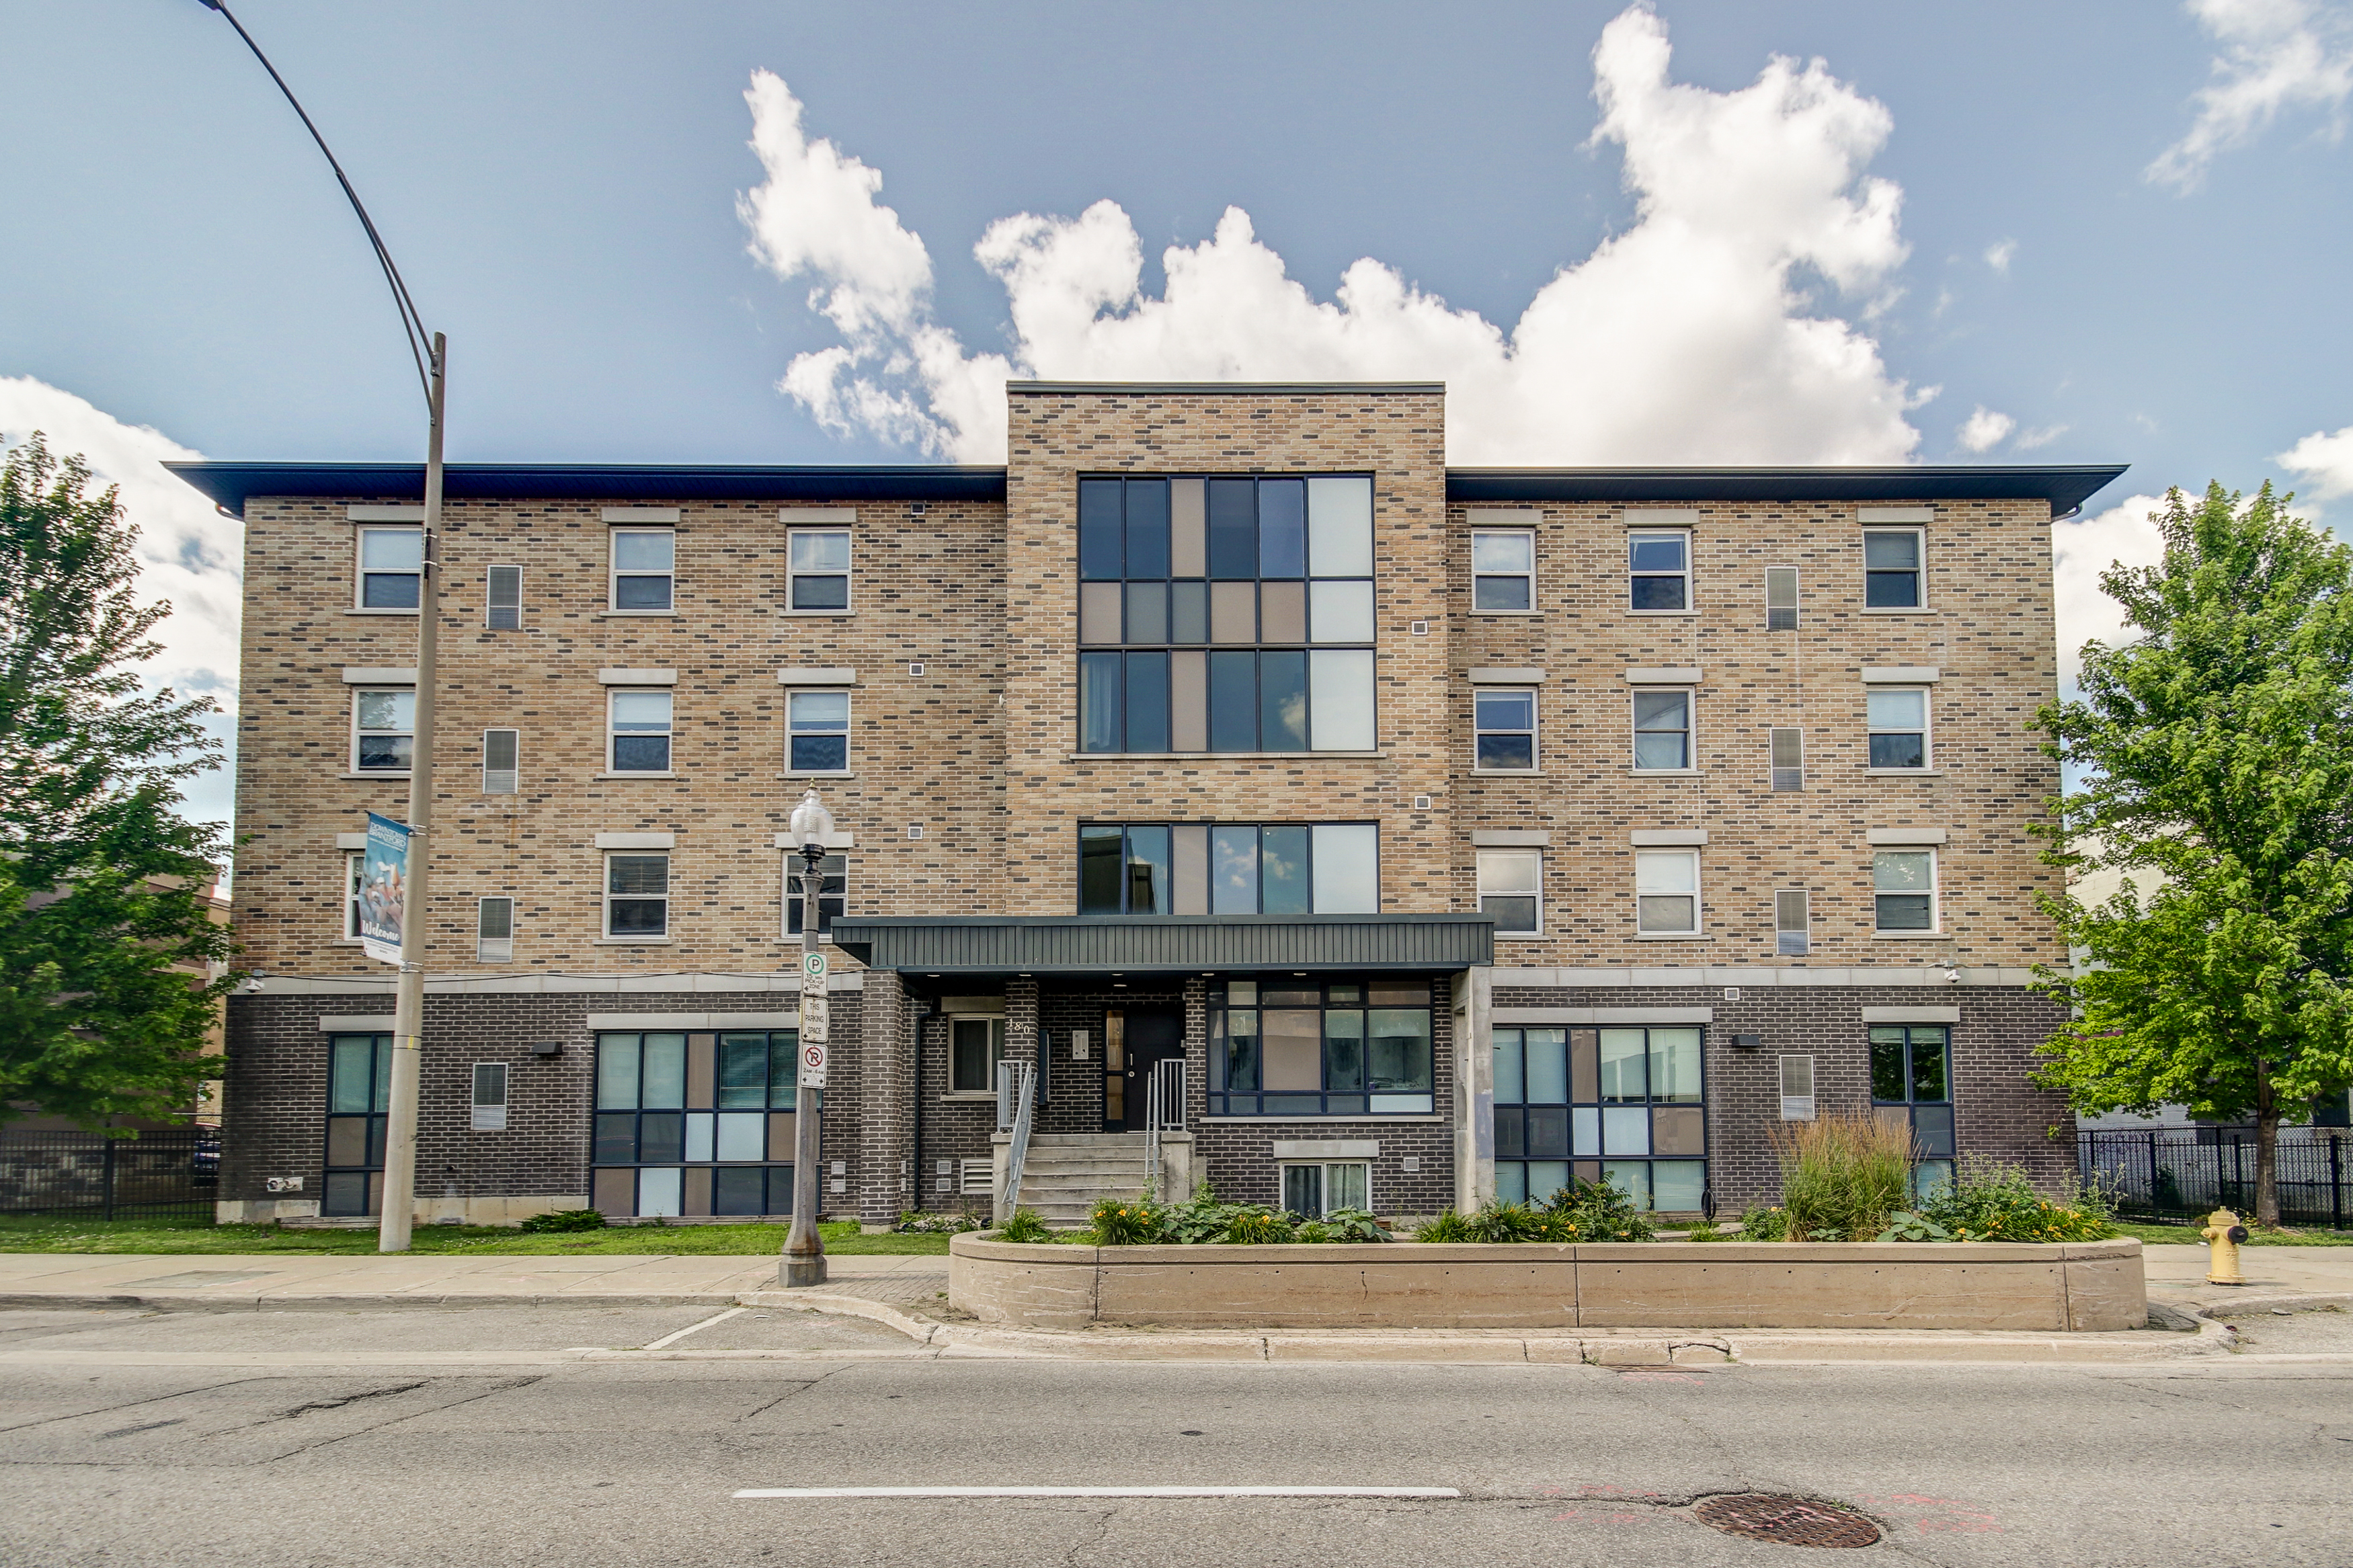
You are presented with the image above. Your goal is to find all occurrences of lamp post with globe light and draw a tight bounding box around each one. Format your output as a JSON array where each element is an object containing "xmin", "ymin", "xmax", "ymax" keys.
[{"xmin": 783, "ymin": 789, "xmax": 835, "ymax": 1286}]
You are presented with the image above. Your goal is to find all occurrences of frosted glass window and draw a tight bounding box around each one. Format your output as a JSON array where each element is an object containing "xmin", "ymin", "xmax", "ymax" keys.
[
  {"xmin": 1493, "ymin": 1034, "xmax": 1525, "ymax": 1104},
  {"xmin": 1309, "ymin": 579, "xmax": 1374, "ymax": 644},
  {"xmin": 641, "ymin": 1034, "xmax": 687, "ymax": 1110},
  {"xmin": 1308, "ymin": 649, "xmax": 1375, "ymax": 750},
  {"xmin": 716, "ymin": 1112, "xmax": 766, "ymax": 1162},
  {"xmin": 1647, "ymin": 1028, "xmax": 1704, "ymax": 1104},
  {"xmin": 1602, "ymin": 1106, "xmax": 1650, "ymax": 1157},
  {"xmin": 1310, "ymin": 824, "xmax": 1380, "ymax": 913},
  {"xmin": 597, "ymin": 1041, "xmax": 640, "ymax": 1110},
  {"xmin": 1524, "ymin": 1028, "xmax": 1568, "ymax": 1103},
  {"xmin": 1598, "ymin": 1028, "xmax": 1647, "ymax": 1101},
  {"xmin": 1652, "ymin": 1161, "xmax": 1706, "ymax": 1212},
  {"xmin": 684, "ymin": 1112, "xmax": 714, "ymax": 1163},
  {"xmin": 1306, "ymin": 477, "xmax": 1373, "ymax": 577},
  {"xmin": 1604, "ymin": 1162, "xmax": 1651, "ymax": 1208},
  {"xmin": 637, "ymin": 1167, "xmax": 682, "ymax": 1218},
  {"xmin": 1572, "ymin": 1106, "xmax": 1601, "ymax": 1157}
]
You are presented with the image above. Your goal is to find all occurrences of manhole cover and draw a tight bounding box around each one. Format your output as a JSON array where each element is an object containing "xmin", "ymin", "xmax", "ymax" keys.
[{"xmin": 1693, "ymin": 1495, "xmax": 1882, "ymax": 1549}]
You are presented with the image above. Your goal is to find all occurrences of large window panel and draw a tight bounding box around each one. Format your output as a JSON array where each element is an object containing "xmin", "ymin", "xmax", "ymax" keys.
[
  {"xmin": 1490, "ymin": 1024, "xmax": 1705, "ymax": 1210},
  {"xmin": 1124, "ymin": 652, "xmax": 1170, "ymax": 753},
  {"xmin": 1307, "ymin": 477, "xmax": 1373, "ymax": 576},
  {"xmin": 1310, "ymin": 824, "xmax": 1380, "ymax": 913},
  {"xmin": 1081, "ymin": 821, "xmax": 1378, "ymax": 917},
  {"xmin": 1310, "ymin": 579, "xmax": 1374, "ymax": 643},
  {"xmin": 1259, "ymin": 651, "xmax": 1308, "ymax": 751},
  {"xmin": 1308, "ymin": 649, "xmax": 1375, "ymax": 750},
  {"xmin": 1209, "ymin": 978, "xmax": 1433, "ymax": 1116},
  {"xmin": 1125, "ymin": 479, "xmax": 1170, "ymax": 579},
  {"xmin": 1079, "ymin": 479, "xmax": 1124, "ymax": 579},
  {"xmin": 1208, "ymin": 651, "xmax": 1257, "ymax": 750},
  {"xmin": 1260, "ymin": 825, "xmax": 1312, "ymax": 914},
  {"xmin": 1213, "ymin": 825, "xmax": 1260, "ymax": 914},
  {"xmin": 1080, "ymin": 653, "xmax": 1123, "ymax": 753},
  {"xmin": 1207, "ymin": 479, "xmax": 1257, "ymax": 578},
  {"xmin": 1258, "ymin": 479, "xmax": 1306, "ymax": 577}
]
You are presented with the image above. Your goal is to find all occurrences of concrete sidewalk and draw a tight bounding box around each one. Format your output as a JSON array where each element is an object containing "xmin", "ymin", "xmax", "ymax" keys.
[{"xmin": 2141, "ymin": 1241, "xmax": 2353, "ymax": 1311}]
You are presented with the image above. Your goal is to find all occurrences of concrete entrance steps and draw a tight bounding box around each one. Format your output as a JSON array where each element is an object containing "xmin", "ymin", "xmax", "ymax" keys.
[{"xmin": 1014, "ymin": 1132, "xmax": 1150, "ymax": 1225}]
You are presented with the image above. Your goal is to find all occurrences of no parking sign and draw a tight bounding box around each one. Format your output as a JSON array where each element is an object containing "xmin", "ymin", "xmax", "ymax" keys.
[{"xmin": 799, "ymin": 950, "xmax": 830, "ymax": 1087}]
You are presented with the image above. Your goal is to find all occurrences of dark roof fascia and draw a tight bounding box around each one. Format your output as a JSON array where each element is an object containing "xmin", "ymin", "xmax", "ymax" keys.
[
  {"xmin": 1445, "ymin": 464, "xmax": 2129, "ymax": 518},
  {"xmin": 1009, "ymin": 380, "xmax": 1445, "ymax": 395},
  {"xmin": 164, "ymin": 462, "xmax": 1008, "ymax": 518},
  {"xmin": 828, "ymin": 913, "xmax": 1495, "ymax": 975}
]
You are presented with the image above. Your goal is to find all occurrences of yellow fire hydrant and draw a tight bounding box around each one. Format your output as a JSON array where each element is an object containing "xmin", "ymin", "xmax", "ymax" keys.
[{"xmin": 2201, "ymin": 1207, "xmax": 2249, "ymax": 1286}]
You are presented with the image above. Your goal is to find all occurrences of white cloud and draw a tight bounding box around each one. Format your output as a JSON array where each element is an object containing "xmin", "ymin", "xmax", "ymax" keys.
[
  {"xmin": 2279, "ymin": 421, "xmax": 2353, "ymax": 497},
  {"xmin": 0, "ymin": 376, "xmax": 239, "ymax": 704},
  {"xmin": 2052, "ymin": 494, "xmax": 2170, "ymax": 688},
  {"xmin": 2149, "ymin": 0, "xmax": 2353, "ymax": 190},
  {"xmin": 1956, "ymin": 405, "xmax": 2016, "ymax": 452},
  {"xmin": 1984, "ymin": 239, "xmax": 2017, "ymax": 273},
  {"xmin": 740, "ymin": 5, "xmax": 1923, "ymax": 466},
  {"xmin": 2016, "ymin": 423, "xmax": 2070, "ymax": 450}
]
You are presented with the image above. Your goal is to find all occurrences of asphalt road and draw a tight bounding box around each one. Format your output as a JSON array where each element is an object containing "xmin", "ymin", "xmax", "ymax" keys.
[{"xmin": 1, "ymin": 1304, "xmax": 2347, "ymax": 1567}]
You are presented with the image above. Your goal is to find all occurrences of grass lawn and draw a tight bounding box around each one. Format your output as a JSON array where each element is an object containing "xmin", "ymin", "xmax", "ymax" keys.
[
  {"xmin": 2107, "ymin": 1219, "xmax": 2353, "ymax": 1247},
  {"xmin": 0, "ymin": 1214, "xmax": 952, "ymax": 1257}
]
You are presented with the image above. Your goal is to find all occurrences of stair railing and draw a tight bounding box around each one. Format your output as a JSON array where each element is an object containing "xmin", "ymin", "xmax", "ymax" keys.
[
  {"xmin": 1145, "ymin": 1057, "xmax": 1187, "ymax": 1202},
  {"xmin": 994, "ymin": 1059, "xmax": 1037, "ymax": 1225}
]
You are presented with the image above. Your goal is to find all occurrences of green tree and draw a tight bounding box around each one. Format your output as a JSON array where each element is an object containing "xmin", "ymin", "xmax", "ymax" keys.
[
  {"xmin": 0, "ymin": 433, "xmax": 239, "ymax": 1129},
  {"xmin": 2034, "ymin": 482, "xmax": 2353, "ymax": 1225}
]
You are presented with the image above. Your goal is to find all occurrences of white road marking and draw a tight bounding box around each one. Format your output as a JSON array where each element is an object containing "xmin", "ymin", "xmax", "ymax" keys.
[
  {"xmin": 641, "ymin": 1306, "xmax": 747, "ymax": 1350},
  {"xmin": 733, "ymin": 1486, "xmax": 1462, "ymax": 1499}
]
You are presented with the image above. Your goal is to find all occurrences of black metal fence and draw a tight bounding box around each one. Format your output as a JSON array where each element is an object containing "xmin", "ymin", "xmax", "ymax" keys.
[
  {"xmin": 0, "ymin": 1129, "xmax": 221, "ymax": 1221},
  {"xmin": 2078, "ymin": 1128, "xmax": 2350, "ymax": 1229}
]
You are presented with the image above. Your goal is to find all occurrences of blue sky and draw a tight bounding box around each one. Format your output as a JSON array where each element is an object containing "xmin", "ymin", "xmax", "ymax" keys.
[{"xmin": 2, "ymin": 0, "xmax": 2349, "ymax": 829}]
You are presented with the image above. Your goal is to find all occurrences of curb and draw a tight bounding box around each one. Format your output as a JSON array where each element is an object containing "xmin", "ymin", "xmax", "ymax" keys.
[{"xmin": 0, "ymin": 1290, "xmax": 746, "ymax": 1313}]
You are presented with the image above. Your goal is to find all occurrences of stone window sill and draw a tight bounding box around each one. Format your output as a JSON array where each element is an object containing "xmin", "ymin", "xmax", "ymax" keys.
[
  {"xmin": 1627, "ymin": 610, "xmax": 1700, "ymax": 618},
  {"xmin": 1867, "ymin": 768, "xmax": 1943, "ymax": 777},
  {"xmin": 1067, "ymin": 751, "xmax": 1386, "ymax": 761},
  {"xmin": 595, "ymin": 772, "xmax": 677, "ymax": 780},
  {"xmin": 1872, "ymin": 930, "xmax": 1947, "ymax": 940},
  {"xmin": 1471, "ymin": 768, "xmax": 1544, "ymax": 776},
  {"xmin": 344, "ymin": 608, "xmax": 419, "ymax": 617},
  {"xmin": 1470, "ymin": 609, "xmax": 1544, "ymax": 617},
  {"xmin": 594, "ymin": 936, "xmax": 676, "ymax": 946},
  {"xmin": 340, "ymin": 772, "xmax": 409, "ymax": 781},
  {"xmin": 779, "ymin": 609, "xmax": 856, "ymax": 618},
  {"xmin": 781, "ymin": 771, "xmax": 856, "ymax": 779},
  {"xmin": 1630, "ymin": 769, "xmax": 1701, "ymax": 778},
  {"xmin": 1860, "ymin": 606, "xmax": 1934, "ymax": 615},
  {"xmin": 939, "ymin": 1092, "xmax": 997, "ymax": 1103},
  {"xmin": 1633, "ymin": 932, "xmax": 1712, "ymax": 941},
  {"xmin": 597, "ymin": 610, "xmax": 677, "ymax": 618}
]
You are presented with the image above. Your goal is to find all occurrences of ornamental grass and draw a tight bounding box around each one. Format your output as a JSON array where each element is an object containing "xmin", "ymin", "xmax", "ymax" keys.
[{"xmin": 1769, "ymin": 1111, "xmax": 1913, "ymax": 1242}]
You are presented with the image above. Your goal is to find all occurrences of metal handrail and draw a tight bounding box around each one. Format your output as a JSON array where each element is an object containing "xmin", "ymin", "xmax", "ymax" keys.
[
  {"xmin": 995, "ymin": 1060, "xmax": 1037, "ymax": 1224},
  {"xmin": 1144, "ymin": 1057, "xmax": 1187, "ymax": 1202}
]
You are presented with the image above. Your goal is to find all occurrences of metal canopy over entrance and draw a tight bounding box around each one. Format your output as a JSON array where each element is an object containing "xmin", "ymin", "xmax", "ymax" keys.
[{"xmin": 826, "ymin": 914, "xmax": 1494, "ymax": 976}]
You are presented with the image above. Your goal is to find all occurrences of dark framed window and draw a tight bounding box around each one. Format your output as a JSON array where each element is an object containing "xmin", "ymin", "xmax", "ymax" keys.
[
  {"xmin": 1078, "ymin": 822, "xmax": 1378, "ymax": 915},
  {"xmin": 591, "ymin": 1030, "xmax": 805, "ymax": 1219},
  {"xmin": 949, "ymin": 1016, "xmax": 1006, "ymax": 1093},
  {"xmin": 604, "ymin": 853, "xmax": 670, "ymax": 938},
  {"xmin": 1208, "ymin": 978, "xmax": 1433, "ymax": 1117},
  {"xmin": 1474, "ymin": 688, "xmax": 1536, "ymax": 770},
  {"xmin": 1078, "ymin": 474, "xmax": 1375, "ymax": 753},
  {"xmin": 322, "ymin": 1032, "xmax": 392, "ymax": 1216},
  {"xmin": 1491, "ymin": 1025, "xmax": 1705, "ymax": 1212},
  {"xmin": 1871, "ymin": 1024, "xmax": 1954, "ymax": 1196},
  {"xmin": 1281, "ymin": 1161, "xmax": 1370, "ymax": 1217}
]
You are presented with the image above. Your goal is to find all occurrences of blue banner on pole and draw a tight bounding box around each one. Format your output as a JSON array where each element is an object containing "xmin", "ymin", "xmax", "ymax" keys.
[{"xmin": 358, "ymin": 811, "xmax": 410, "ymax": 964}]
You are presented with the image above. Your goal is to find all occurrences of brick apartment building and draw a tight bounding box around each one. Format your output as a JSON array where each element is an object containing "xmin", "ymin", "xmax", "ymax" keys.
[{"xmin": 172, "ymin": 382, "xmax": 2124, "ymax": 1227}]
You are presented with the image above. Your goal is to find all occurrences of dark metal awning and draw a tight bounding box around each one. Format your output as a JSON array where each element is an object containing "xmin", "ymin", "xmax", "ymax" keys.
[{"xmin": 827, "ymin": 915, "xmax": 1494, "ymax": 976}]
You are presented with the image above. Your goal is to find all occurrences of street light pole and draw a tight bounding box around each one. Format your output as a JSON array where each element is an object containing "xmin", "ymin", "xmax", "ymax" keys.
[
  {"xmin": 785, "ymin": 790, "xmax": 833, "ymax": 1287},
  {"xmin": 196, "ymin": 0, "xmax": 444, "ymax": 1251}
]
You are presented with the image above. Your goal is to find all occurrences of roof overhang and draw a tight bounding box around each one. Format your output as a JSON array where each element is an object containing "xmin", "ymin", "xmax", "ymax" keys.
[
  {"xmin": 828, "ymin": 915, "xmax": 1494, "ymax": 976},
  {"xmin": 164, "ymin": 462, "xmax": 1008, "ymax": 518},
  {"xmin": 1446, "ymin": 464, "xmax": 2128, "ymax": 518}
]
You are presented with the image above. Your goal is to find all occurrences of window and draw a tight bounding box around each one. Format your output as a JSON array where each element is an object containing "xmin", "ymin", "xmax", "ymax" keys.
[
  {"xmin": 352, "ymin": 688, "xmax": 415, "ymax": 773},
  {"xmin": 604, "ymin": 853, "xmax": 670, "ymax": 938},
  {"xmin": 356, "ymin": 526, "xmax": 422, "ymax": 609},
  {"xmin": 950, "ymin": 1016, "xmax": 1006, "ymax": 1094},
  {"xmin": 1474, "ymin": 689, "xmax": 1536, "ymax": 770},
  {"xmin": 608, "ymin": 690, "xmax": 672, "ymax": 772},
  {"xmin": 1491, "ymin": 1025, "xmax": 1705, "ymax": 1212},
  {"xmin": 1872, "ymin": 1024, "xmax": 1954, "ymax": 1195},
  {"xmin": 1636, "ymin": 850, "xmax": 1699, "ymax": 934},
  {"xmin": 486, "ymin": 565, "xmax": 522, "ymax": 630},
  {"xmin": 1281, "ymin": 1161, "xmax": 1370, "ymax": 1219},
  {"xmin": 482, "ymin": 729, "xmax": 519, "ymax": 794},
  {"xmin": 1779, "ymin": 1054, "xmax": 1815, "ymax": 1120},
  {"xmin": 1470, "ymin": 531, "xmax": 1535, "ymax": 611},
  {"xmin": 343, "ymin": 851, "xmax": 365, "ymax": 940},
  {"xmin": 610, "ymin": 528, "xmax": 674, "ymax": 611},
  {"xmin": 1872, "ymin": 850, "xmax": 1937, "ymax": 932},
  {"xmin": 1628, "ymin": 531, "xmax": 1689, "ymax": 611},
  {"xmin": 1775, "ymin": 889, "xmax": 1810, "ymax": 956},
  {"xmin": 591, "ymin": 1030, "xmax": 801, "ymax": 1219},
  {"xmin": 1867, "ymin": 688, "xmax": 1929, "ymax": 769},
  {"xmin": 476, "ymin": 897, "xmax": 514, "ymax": 964},
  {"xmin": 1078, "ymin": 474, "xmax": 1375, "ymax": 754},
  {"xmin": 1632, "ymin": 690, "xmax": 1691, "ymax": 770},
  {"xmin": 1209, "ymin": 978, "xmax": 1434, "ymax": 1116},
  {"xmin": 322, "ymin": 1032, "xmax": 391, "ymax": 1216},
  {"xmin": 1769, "ymin": 727, "xmax": 1803, "ymax": 791},
  {"xmin": 788, "ymin": 529, "xmax": 852, "ymax": 611},
  {"xmin": 471, "ymin": 1062, "xmax": 509, "ymax": 1132},
  {"xmin": 1476, "ymin": 850, "xmax": 1542, "ymax": 936},
  {"xmin": 1079, "ymin": 822, "xmax": 1378, "ymax": 915},
  {"xmin": 1765, "ymin": 565, "xmax": 1799, "ymax": 630},
  {"xmin": 787, "ymin": 690, "xmax": 849, "ymax": 773},
  {"xmin": 1864, "ymin": 528, "xmax": 1923, "ymax": 608},
  {"xmin": 781, "ymin": 852, "xmax": 845, "ymax": 937}
]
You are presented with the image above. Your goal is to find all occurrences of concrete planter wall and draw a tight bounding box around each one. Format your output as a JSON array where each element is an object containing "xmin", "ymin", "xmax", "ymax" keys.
[{"xmin": 948, "ymin": 1234, "xmax": 2146, "ymax": 1333}]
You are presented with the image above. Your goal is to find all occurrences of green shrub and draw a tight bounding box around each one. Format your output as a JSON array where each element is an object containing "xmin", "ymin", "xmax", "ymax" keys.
[
  {"xmin": 1221, "ymin": 1205, "xmax": 1295, "ymax": 1245},
  {"xmin": 1739, "ymin": 1204, "xmax": 1789, "ymax": 1241},
  {"xmin": 1874, "ymin": 1210, "xmax": 1952, "ymax": 1242},
  {"xmin": 1541, "ymin": 1177, "xmax": 1657, "ymax": 1243},
  {"xmin": 1414, "ymin": 1208, "xmax": 1474, "ymax": 1242},
  {"xmin": 1316, "ymin": 1206, "xmax": 1386, "ymax": 1243},
  {"xmin": 518, "ymin": 1208, "xmax": 606, "ymax": 1233},
  {"xmin": 997, "ymin": 1208, "xmax": 1053, "ymax": 1243},
  {"xmin": 1088, "ymin": 1196, "xmax": 1163, "ymax": 1246},
  {"xmin": 1679, "ymin": 1219, "xmax": 1725, "ymax": 1242},
  {"xmin": 1918, "ymin": 1158, "xmax": 2117, "ymax": 1242},
  {"xmin": 1771, "ymin": 1112, "xmax": 1913, "ymax": 1241}
]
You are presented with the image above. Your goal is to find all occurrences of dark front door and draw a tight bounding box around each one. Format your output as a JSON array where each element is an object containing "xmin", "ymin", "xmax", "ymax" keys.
[{"xmin": 1105, "ymin": 1009, "xmax": 1183, "ymax": 1132}]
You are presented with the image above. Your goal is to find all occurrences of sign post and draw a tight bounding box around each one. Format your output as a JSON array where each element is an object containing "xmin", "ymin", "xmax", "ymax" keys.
[{"xmin": 781, "ymin": 821, "xmax": 832, "ymax": 1287}]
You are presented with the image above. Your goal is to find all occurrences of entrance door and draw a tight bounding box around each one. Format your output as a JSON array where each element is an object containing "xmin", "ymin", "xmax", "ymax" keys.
[{"xmin": 1105, "ymin": 1009, "xmax": 1183, "ymax": 1132}]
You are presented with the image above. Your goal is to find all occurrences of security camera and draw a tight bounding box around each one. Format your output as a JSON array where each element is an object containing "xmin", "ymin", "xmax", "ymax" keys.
[{"xmin": 242, "ymin": 977, "xmax": 265, "ymax": 994}]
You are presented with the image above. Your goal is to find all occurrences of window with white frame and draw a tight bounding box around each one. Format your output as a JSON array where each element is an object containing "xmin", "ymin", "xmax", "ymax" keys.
[
  {"xmin": 1873, "ymin": 850, "xmax": 1937, "ymax": 932},
  {"xmin": 949, "ymin": 1015, "xmax": 1006, "ymax": 1093},
  {"xmin": 1765, "ymin": 565, "xmax": 1799, "ymax": 631},
  {"xmin": 1474, "ymin": 688, "xmax": 1537, "ymax": 770},
  {"xmin": 1476, "ymin": 849, "xmax": 1542, "ymax": 936},
  {"xmin": 356, "ymin": 526, "xmax": 422, "ymax": 609},
  {"xmin": 608, "ymin": 690, "xmax": 672, "ymax": 772},
  {"xmin": 471, "ymin": 1062, "xmax": 509, "ymax": 1131},
  {"xmin": 482, "ymin": 729, "xmax": 519, "ymax": 794},
  {"xmin": 1775, "ymin": 888, "xmax": 1810, "ymax": 956},
  {"xmin": 1866, "ymin": 688, "xmax": 1930, "ymax": 769},
  {"xmin": 1778, "ymin": 1054, "xmax": 1816, "ymax": 1120},
  {"xmin": 782, "ymin": 852, "xmax": 845, "ymax": 937},
  {"xmin": 1281, "ymin": 1161, "xmax": 1369, "ymax": 1219},
  {"xmin": 352, "ymin": 688, "xmax": 415, "ymax": 773},
  {"xmin": 788, "ymin": 529, "xmax": 852, "ymax": 611},
  {"xmin": 609, "ymin": 529, "xmax": 674, "ymax": 611},
  {"xmin": 1628, "ymin": 531, "xmax": 1689, "ymax": 611},
  {"xmin": 344, "ymin": 850, "xmax": 364, "ymax": 939},
  {"xmin": 1635, "ymin": 850, "xmax": 1700, "ymax": 934},
  {"xmin": 604, "ymin": 853, "xmax": 670, "ymax": 938},
  {"xmin": 1864, "ymin": 528, "xmax": 1924, "ymax": 608},
  {"xmin": 1632, "ymin": 689, "xmax": 1692, "ymax": 770},
  {"xmin": 486, "ymin": 565, "xmax": 522, "ymax": 630},
  {"xmin": 1769, "ymin": 727, "xmax": 1804, "ymax": 791},
  {"xmin": 787, "ymin": 689, "xmax": 850, "ymax": 773},
  {"xmin": 1470, "ymin": 530, "xmax": 1535, "ymax": 611},
  {"xmin": 476, "ymin": 897, "xmax": 514, "ymax": 964}
]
